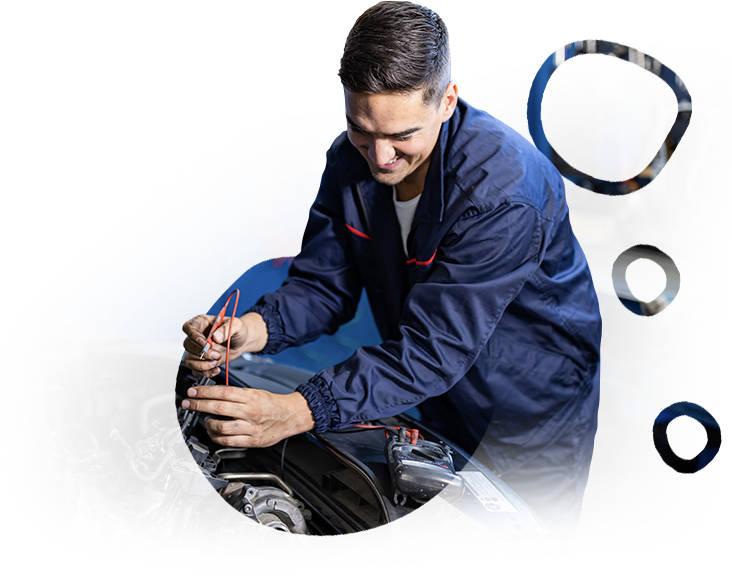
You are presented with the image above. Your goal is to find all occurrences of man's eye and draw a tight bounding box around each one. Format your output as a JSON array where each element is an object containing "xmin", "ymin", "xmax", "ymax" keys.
[{"xmin": 395, "ymin": 135, "xmax": 412, "ymax": 142}]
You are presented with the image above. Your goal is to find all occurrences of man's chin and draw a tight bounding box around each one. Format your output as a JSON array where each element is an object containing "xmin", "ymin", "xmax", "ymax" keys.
[{"xmin": 371, "ymin": 171, "xmax": 404, "ymax": 186}]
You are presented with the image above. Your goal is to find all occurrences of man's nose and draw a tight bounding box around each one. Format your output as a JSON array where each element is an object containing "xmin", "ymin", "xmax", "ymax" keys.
[{"xmin": 371, "ymin": 139, "xmax": 396, "ymax": 166}]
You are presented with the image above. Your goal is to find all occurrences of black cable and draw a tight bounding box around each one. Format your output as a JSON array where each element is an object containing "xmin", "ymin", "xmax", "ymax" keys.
[
  {"xmin": 0, "ymin": 67, "xmax": 117, "ymax": 514},
  {"xmin": 280, "ymin": 437, "xmax": 289, "ymax": 481}
]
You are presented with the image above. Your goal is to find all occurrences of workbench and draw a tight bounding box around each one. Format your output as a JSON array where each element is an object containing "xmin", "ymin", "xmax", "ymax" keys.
[{"xmin": 584, "ymin": 243, "xmax": 732, "ymax": 579}]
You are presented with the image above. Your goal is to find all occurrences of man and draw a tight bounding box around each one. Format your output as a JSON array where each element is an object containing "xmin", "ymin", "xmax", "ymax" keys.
[{"xmin": 181, "ymin": 1, "xmax": 601, "ymax": 533}]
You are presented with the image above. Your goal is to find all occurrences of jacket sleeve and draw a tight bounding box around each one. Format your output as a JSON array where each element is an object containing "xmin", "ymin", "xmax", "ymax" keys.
[
  {"xmin": 247, "ymin": 156, "xmax": 364, "ymax": 355},
  {"xmin": 297, "ymin": 200, "xmax": 552, "ymax": 432}
]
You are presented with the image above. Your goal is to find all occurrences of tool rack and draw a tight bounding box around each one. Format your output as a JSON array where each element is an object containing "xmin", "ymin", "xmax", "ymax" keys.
[{"xmin": 584, "ymin": 244, "xmax": 732, "ymax": 579}]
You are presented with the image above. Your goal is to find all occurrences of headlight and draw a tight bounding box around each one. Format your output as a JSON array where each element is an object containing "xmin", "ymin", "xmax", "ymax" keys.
[{"xmin": 531, "ymin": 542, "xmax": 580, "ymax": 579}]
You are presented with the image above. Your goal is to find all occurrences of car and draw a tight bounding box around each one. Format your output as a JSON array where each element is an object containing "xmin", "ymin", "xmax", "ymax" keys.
[{"xmin": 0, "ymin": 0, "xmax": 604, "ymax": 579}]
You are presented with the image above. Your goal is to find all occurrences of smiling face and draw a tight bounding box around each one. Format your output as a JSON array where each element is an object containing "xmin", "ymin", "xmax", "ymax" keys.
[{"xmin": 344, "ymin": 83, "xmax": 458, "ymax": 200}]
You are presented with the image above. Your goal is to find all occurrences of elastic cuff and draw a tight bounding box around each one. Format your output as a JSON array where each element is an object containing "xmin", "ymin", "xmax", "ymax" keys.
[
  {"xmin": 296, "ymin": 374, "xmax": 340, "ymax": 433},
  {"xmin": 245, "ymin": 301, "xmax": 287, "ymax": 355}
]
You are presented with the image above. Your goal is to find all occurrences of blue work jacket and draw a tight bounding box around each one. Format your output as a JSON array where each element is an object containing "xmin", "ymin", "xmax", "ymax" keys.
[{"xmin": 250, "ymin": 98, "xmax": 602, "ymax": 474}]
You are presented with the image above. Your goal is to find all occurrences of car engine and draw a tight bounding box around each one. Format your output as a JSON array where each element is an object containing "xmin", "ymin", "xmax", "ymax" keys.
[{"xmin": 0, "ymin": 359, "xmax": 324, "ymax": 579}]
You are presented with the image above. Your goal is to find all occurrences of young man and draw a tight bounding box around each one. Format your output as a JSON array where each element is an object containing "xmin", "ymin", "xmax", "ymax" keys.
[{"xmin": 181, "ymin": 1, "xmax": 602, "ymax": 533}]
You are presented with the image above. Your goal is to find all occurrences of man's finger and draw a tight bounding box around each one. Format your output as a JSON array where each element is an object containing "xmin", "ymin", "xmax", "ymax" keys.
[
  {"xmin": 183, "ymin": 336, "xmax": 205, "ymax": 357},
  {"xmin": 180, "ymin": 396, "xmax": 244, "ymax": 419},
  {"xmin": 186, "ymin": 385, "xmax": 251, "ymax": 404},
  {"xmin": 183, "ymin": 336, "xmax": 223, "ymax": 361},
  {"xmin": 182, "ymin": 353, "xmax": 222, "ymax": 377},
  {"xmin": 182, "ymin": 315, "xmax": 214, "ymax": 343},
  {"xmin": 211, "ymin": 318, "xmax": 228, "ymax": 344},
  {"xmin": 205, "ymin": 417, "xmax": 257, "ymax": 437},
  {"xmin": 206, "ymin": 433, "xmax": 255, "ymax": 448},
  {"xmin": 187, "ymin": 366, "xmax": 221, "ymax": 378}
]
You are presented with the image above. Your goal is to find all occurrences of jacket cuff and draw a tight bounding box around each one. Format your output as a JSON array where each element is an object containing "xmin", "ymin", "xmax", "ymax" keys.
[
  {"xmin": 245, "ymin": 301, "xmax": 287, "ymax": 355},
  {"xmin": 296, "ymin": 374, "xmax": 340, "ymax": 433}
]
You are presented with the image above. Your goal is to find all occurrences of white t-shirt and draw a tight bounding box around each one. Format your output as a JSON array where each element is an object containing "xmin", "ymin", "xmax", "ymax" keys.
[{"xmin": 392, "ymin": 186, "xmax": 422, "ymax": 255}]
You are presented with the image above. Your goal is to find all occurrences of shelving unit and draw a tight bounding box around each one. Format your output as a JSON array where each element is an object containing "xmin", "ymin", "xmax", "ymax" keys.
[{"xmin": 584, "ymin": 244, "xmax": 732, "ymax": 579}]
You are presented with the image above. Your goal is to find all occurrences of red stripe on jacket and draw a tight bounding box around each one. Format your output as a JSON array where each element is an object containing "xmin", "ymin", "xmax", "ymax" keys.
[
  {"xmin": 345, "ymin": 223, "xmax": 371, "ymax": 240},
  {"xmin": 406, "ymin": 248, "xmax": 438, "ymax": 266}
]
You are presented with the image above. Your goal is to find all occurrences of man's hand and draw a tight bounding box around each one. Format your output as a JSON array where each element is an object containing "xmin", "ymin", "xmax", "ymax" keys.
[
  {"xmin": 182, "ymin": 312, "xmax": 268, "ymax": 377},
  {"xmin": 181, "ymin": 386, "xmax": 316, "ymax": 447}
]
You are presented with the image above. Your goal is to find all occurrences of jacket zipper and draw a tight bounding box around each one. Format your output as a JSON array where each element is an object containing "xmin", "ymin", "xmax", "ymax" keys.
[{"xmin": 353, "ymin": 183, "xmax": 399, "ymax": 338}]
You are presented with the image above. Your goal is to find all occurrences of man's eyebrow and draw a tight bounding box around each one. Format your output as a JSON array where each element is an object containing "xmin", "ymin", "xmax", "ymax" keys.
[{"xmin": 346, "ymin": 115, "xmax": 422, "ymax": 138}]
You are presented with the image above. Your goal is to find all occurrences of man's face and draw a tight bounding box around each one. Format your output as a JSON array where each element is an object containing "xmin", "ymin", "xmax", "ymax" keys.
[{"xmin": 344, "ymin": 84, "xmax": 457, "ymax": 196}]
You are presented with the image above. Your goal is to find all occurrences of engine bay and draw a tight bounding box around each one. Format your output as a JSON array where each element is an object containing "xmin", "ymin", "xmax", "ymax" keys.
[{"xmin": 0, "ymin": 345, "xmax": 389, "ymax": 579}]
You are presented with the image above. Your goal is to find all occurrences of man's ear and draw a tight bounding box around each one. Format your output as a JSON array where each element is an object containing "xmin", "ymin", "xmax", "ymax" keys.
[{"xmin": 441, "ymin": 81, "xmax": 458, "ymax": 122}]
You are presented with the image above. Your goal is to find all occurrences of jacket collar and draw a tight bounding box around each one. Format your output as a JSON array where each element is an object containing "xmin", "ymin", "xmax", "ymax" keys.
[
  {"xmin": 345, "ymin": 100, "xmax": 464, "ymax": 227},
  {"xmin": 411, "ymin": 103, "xmax": 458, "ymax": 227}
]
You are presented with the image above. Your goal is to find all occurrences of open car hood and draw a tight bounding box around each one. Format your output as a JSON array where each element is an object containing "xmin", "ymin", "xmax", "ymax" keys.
[{"xmin": 0, "ymin": 0, "xmax": 159, "ymax": 243}]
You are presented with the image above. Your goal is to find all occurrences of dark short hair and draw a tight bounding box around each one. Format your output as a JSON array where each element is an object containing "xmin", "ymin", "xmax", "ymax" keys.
[{"xmin": 338, "ymin": 1, "xmax": 451, "ymax": 106}]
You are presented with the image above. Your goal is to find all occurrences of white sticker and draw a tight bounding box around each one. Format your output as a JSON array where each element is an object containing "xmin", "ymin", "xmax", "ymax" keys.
[{"xmin": 461, "ymin": 471, "xmax": 516, "ymax": 513}]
